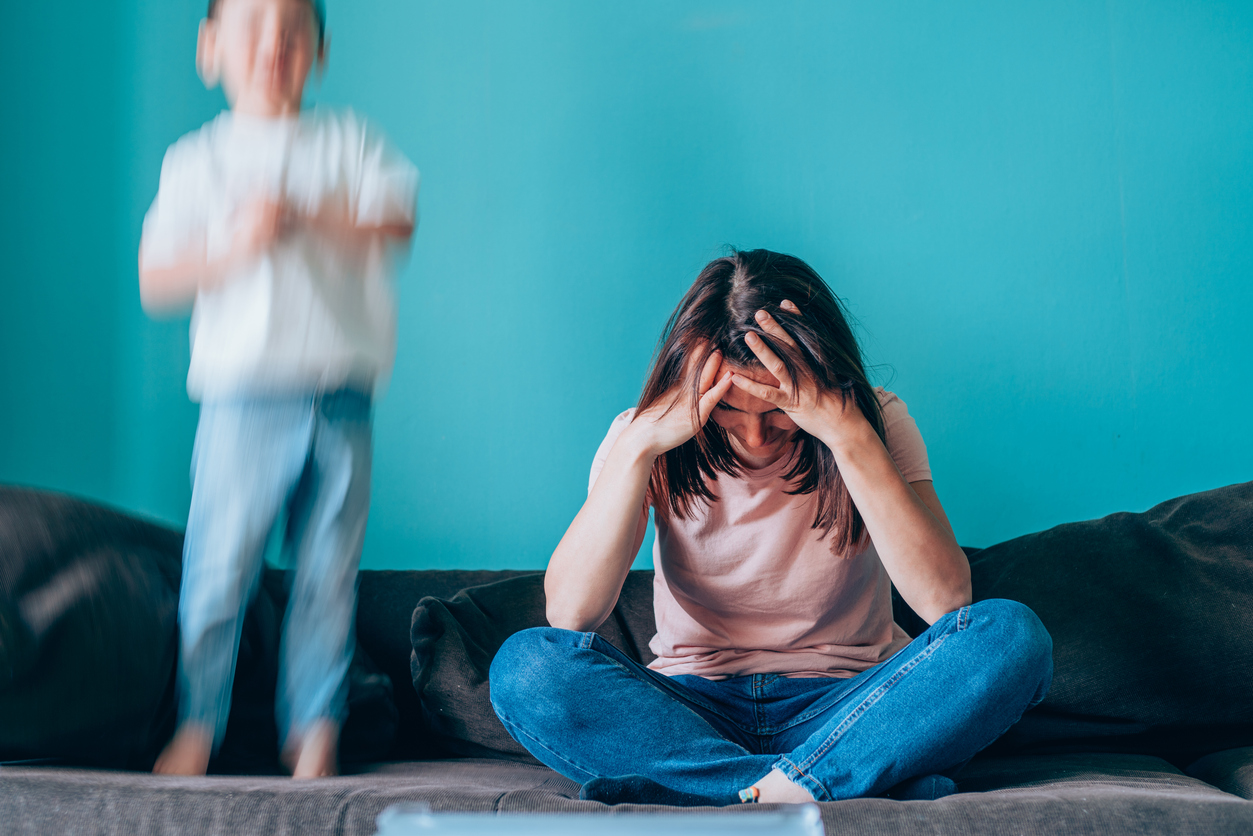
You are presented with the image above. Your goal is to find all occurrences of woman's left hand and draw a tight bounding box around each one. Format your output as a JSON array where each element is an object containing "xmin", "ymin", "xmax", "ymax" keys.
[{"xmin": 730, "ymin": 302, "xmax": 873, "ymax": 449}]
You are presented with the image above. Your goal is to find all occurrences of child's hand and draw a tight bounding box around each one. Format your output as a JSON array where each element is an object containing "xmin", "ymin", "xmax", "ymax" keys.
[{"xmin": 231, "ymin": 196, "xmax": 289, "ymax": 260}]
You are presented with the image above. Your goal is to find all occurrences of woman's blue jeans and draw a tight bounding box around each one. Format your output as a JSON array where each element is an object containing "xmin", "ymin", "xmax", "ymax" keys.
[
  {"xmin": 177, "ymin": 388, "xmax": 372, "ymax": 752},
  {"xmin": 490, "ymin": 599, "xmax": 1052, "ymax": 801}
]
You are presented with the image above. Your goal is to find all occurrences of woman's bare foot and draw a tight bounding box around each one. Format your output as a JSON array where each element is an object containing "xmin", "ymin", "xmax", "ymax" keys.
[
  {"xmin": 750, "ymin": 768, "xmax": 818, "ymax": 803},
  {"xmin": 152, "ymin": 724, "xmax": 213, "ymax": 776},
  {"xmin": 284, "ymin": 720, "xmax": 340, "ymax": 779}
]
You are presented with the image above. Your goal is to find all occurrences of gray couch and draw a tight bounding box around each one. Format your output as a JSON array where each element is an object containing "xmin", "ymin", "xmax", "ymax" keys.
[{"xmin": 3, "ymin": 483, "xmax": 1253, "ymax": 834}]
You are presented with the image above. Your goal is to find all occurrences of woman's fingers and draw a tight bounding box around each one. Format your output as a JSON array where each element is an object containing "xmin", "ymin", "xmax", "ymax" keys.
[
  {"xmin": 697, "ymin": 349, "xmax": 723, "ymax": 395},
  {"xmin": 780, "ymin": 299, "xmax": 801, "ymax": 315},
  {"xmin": 697, "ymin": 371, "xmax": 735, "ymax": 424},
  {"xmin": 729, "ymin": 372, "xmax": 785, "ymax": 407},
  {"xmin": 754, "ymin": 309, "xmax": 800, "ymax": 349},
  {"xmin": 743, "ymin": 331, "xmax": 790, "ymax": 383}
]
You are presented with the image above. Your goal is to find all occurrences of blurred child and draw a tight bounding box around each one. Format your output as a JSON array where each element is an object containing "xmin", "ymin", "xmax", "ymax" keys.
[{"xmin": 138, "ymin": 0, "xmax": 418, "ymax": 777}]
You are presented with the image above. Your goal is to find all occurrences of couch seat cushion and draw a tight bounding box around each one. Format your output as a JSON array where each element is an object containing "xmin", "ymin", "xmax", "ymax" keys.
[{"xmin": 3, "ymin": 757, "xmax": 1253, "ymax": 836}]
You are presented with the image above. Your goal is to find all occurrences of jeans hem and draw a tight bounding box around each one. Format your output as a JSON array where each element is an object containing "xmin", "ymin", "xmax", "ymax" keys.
[{"xmin": 773, "ymin": 757, "xmax": 830, "ymax": 802}]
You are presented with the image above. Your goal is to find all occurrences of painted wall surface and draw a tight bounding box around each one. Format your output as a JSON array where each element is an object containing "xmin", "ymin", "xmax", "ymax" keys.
[
  {"xmin": 2, "ymin": 1, "xmax": 1250, "ymax": 570},
  {"xmin": 0, "ymin": 3, "xmax": 122, "ymax": 502}
]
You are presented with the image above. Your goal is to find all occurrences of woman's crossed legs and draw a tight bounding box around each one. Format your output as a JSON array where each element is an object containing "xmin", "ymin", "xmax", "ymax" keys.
[{"xmin": 489, "ymin": 598, "xmax": 1052, "ymax": 805}]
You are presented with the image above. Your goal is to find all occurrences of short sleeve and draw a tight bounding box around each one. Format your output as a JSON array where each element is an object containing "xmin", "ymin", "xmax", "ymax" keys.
[
  {"xmin": 140, "ymin": 140, "xmax": 207, "ymax": 269},
  {"xmin": 588, "ymin": 409, "xmax": 638, "ymax": 494},
  {"xmin": 352, "ymin": 116, "xmax": 420, "ymax": 229},
  {"xmin": 878, "ymin": 390, "xmax": 932, "ymax": 483}
]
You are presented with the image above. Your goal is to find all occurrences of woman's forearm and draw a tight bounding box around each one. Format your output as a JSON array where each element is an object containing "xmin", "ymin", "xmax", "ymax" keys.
[
  {"xmin": 819, "ymin": 423, "xmax": 972, "ymax": 623},
  {"xmin": 545, "ymin": 425, "xmax": 656, "ymax": 632}
]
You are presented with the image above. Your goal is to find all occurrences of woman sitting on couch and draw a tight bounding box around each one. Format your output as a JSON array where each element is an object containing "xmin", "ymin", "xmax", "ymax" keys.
[{"xmin": 490, "ymin": 249, "xmax": 1053, "ymax": 806}]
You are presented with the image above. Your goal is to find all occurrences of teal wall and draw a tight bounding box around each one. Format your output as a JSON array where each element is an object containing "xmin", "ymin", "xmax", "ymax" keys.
[
  {"xmin": 0, "ymin": 3, "xmax": 122, "ymax": 501},
  {"xmin": 2, "ymin": 1, "xmax": 1250, "ymax": 569}
]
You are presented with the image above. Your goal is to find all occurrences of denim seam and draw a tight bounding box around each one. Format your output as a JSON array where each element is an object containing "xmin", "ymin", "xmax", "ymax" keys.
[
  {"xmin": 792, "ymin": 631, "xmax": 952, "ymax": 776},
  {"xmin": 752, "ymin": 675, "xmax": 766, "ymax": 734}
]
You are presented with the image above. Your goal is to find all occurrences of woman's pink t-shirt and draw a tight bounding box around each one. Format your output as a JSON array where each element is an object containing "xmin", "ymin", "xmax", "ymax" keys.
[{"xmin": 589, "ymin": 389, "xmax": 932, "ymax": 680}]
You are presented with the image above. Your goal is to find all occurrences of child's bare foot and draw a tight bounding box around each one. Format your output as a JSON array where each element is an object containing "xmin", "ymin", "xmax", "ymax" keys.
[
  {"xmin": 750, "ymin": 768, "xmax": 818, "ymax": 803},
  {"xmin": 284, "ymin": 720, "xmax": 340, "ymax": 779},
  {"xmin": 153, "ymin": 724, "xmax": 213, "ymax": 776}
]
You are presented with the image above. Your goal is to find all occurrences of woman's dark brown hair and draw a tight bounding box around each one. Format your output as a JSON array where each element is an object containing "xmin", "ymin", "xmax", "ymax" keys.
[{"xmin": 637, "ymin": 248, "xmax": 885, "ymax": 557}]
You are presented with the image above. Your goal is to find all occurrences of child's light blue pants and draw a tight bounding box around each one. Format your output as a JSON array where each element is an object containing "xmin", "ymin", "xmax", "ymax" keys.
[{"xmin": 177, "ymin": 388, "xmax": 372, "ymax": 752}]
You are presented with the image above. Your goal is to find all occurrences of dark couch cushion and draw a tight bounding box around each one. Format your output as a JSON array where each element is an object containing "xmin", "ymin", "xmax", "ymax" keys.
[
  {"xmin": 357, "ymin": 569, "xmax": 537, "ymax": 759},
  {"xmin": 0, "ymin": 487, "xmax": 182, "ymax": 768},
  {"xmin": 1186, "ymin": 747, "xmax": 1253, "ymax": 799},
  {"xmin": 0, "ymin": 486, "xmax": 399, "ymax": 771},
  {"xmin": 974, "ymin": 481, "xmax": 1253, "ymax": 763},
  {"xmin": 410, "ymin": 571, "xmax": 654, "ymax": 761}
]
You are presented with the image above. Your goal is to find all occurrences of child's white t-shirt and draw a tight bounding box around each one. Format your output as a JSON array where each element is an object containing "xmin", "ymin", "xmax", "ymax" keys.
[{"xmin": 142, "ymin": 108, "xmax": 420, "ymax": 400}]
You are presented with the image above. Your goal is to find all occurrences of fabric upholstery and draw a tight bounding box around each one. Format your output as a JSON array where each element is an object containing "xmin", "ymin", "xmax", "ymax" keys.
[
  {"xmin": 972, "ymin": 481, "xmax": 1253, "ymax": 762},
  {"xmin": 0, "ymin": 486, "xmax": 398, "ymax": 771},
  {"xmin": 0, "ymin": 487, "xmax": 182, "ymax": 768},
  {"xmin": 1187, "ymin": 748, "xmax": 1253, "ymax": 800},
  {"xmin": 357, "ymin": 569, "xmax": 536, "ymax": 759},
  {"xmin": 2, "ymin": 756, "xmax": 1251, "ymax": 835},
  {"xmin": 409, "ymin": 572, "xmax": 655, "ymax": 762}
]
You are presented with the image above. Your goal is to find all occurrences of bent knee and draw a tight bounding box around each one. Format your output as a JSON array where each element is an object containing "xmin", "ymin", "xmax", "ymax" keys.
[
  {"xmin": 489, "ymin": 627, "xmax": 587, "ymax": 708},
  {"xmin": 968, "ymin": 599, "xmax": 1053, "ymax": 670}
]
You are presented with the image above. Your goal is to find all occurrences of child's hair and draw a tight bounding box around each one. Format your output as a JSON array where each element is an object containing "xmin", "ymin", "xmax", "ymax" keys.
[
  {"xmin": 636, "ymin": 248, "xmax": 886, "ymax": 558},
  {"xmin": 207, "ymin": 0, "xmax": 327, "ymax": 45}
]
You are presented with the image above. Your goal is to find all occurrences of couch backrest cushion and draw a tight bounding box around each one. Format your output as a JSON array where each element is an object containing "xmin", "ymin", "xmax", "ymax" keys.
[
  {"xmin": 0, "ymin": 487, "xmax": 182, "ymax": 767},
  {"xmin": 973, "ymin": 481, "xmax": 1253, "ymax": 762},
  {"xmin": 358, "ymin": 569, "xmax": 537, "ymax": 759},
  {"xmin": 409, "ymin": 571, "xmax": 654, "ymax": 761},
  {"xmin": 0, "ymin": 486, "xmax": 401, "ymax": 771}
]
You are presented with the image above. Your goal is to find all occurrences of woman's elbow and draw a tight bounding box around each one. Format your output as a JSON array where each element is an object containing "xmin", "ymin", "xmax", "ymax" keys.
[
  {"xmin": 919, "ymin": 584, "xmax": 974, "ymax": 625},
  {"xmin": 543, "ymin": 581, "xmax": 611, "ymax": 632},
  {"xmin": 544, "ymin": 602, "xmax": 605, "ymax": 633}
]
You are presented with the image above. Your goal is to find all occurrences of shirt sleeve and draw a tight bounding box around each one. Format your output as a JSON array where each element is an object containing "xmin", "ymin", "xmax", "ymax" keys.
[
  {"xmin": 140, "ymin": 140, "xmax": 207, "ymax": 269},
  {"xmin": 878, "ymin": 390, "xmax": 933, "ymax": 483},
  {"xmin": 588, "ymin": 408, "xmax": 638, "ymax": 494},
  {"xmin": 352, "ymin": 115, "xmax": 420, "ymax": 229}
]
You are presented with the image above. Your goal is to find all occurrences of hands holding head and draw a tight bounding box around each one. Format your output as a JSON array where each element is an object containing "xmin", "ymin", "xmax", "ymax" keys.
[
  {"xmin": 730, "ymin": 300, "xmax": 873, "ymax": 451},
  {"xmin": 629, "ymin": 348, "xmax": 735, "ymax": 458},
  {"xmin": 626, "ymin": 299, "xmax": 874, "ymax": 462}
]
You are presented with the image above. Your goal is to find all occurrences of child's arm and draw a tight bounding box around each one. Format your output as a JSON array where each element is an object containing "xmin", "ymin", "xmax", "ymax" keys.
[
  {"xmin": 139, "ymin": 197, "xmax": 286, "ymax": 313},
  {"xmin": 296, "ymin": 206, "xmax": 414, "ymax": 250},
  {"xmin": 315, "ymin": 113, "xmax": 419, "ymax": 255}
]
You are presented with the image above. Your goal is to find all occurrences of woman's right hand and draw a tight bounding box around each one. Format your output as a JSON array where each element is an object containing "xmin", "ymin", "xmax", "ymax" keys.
[{"xmin": 627, "ymin": 348, "xmax": 734, "ymax": 457}]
